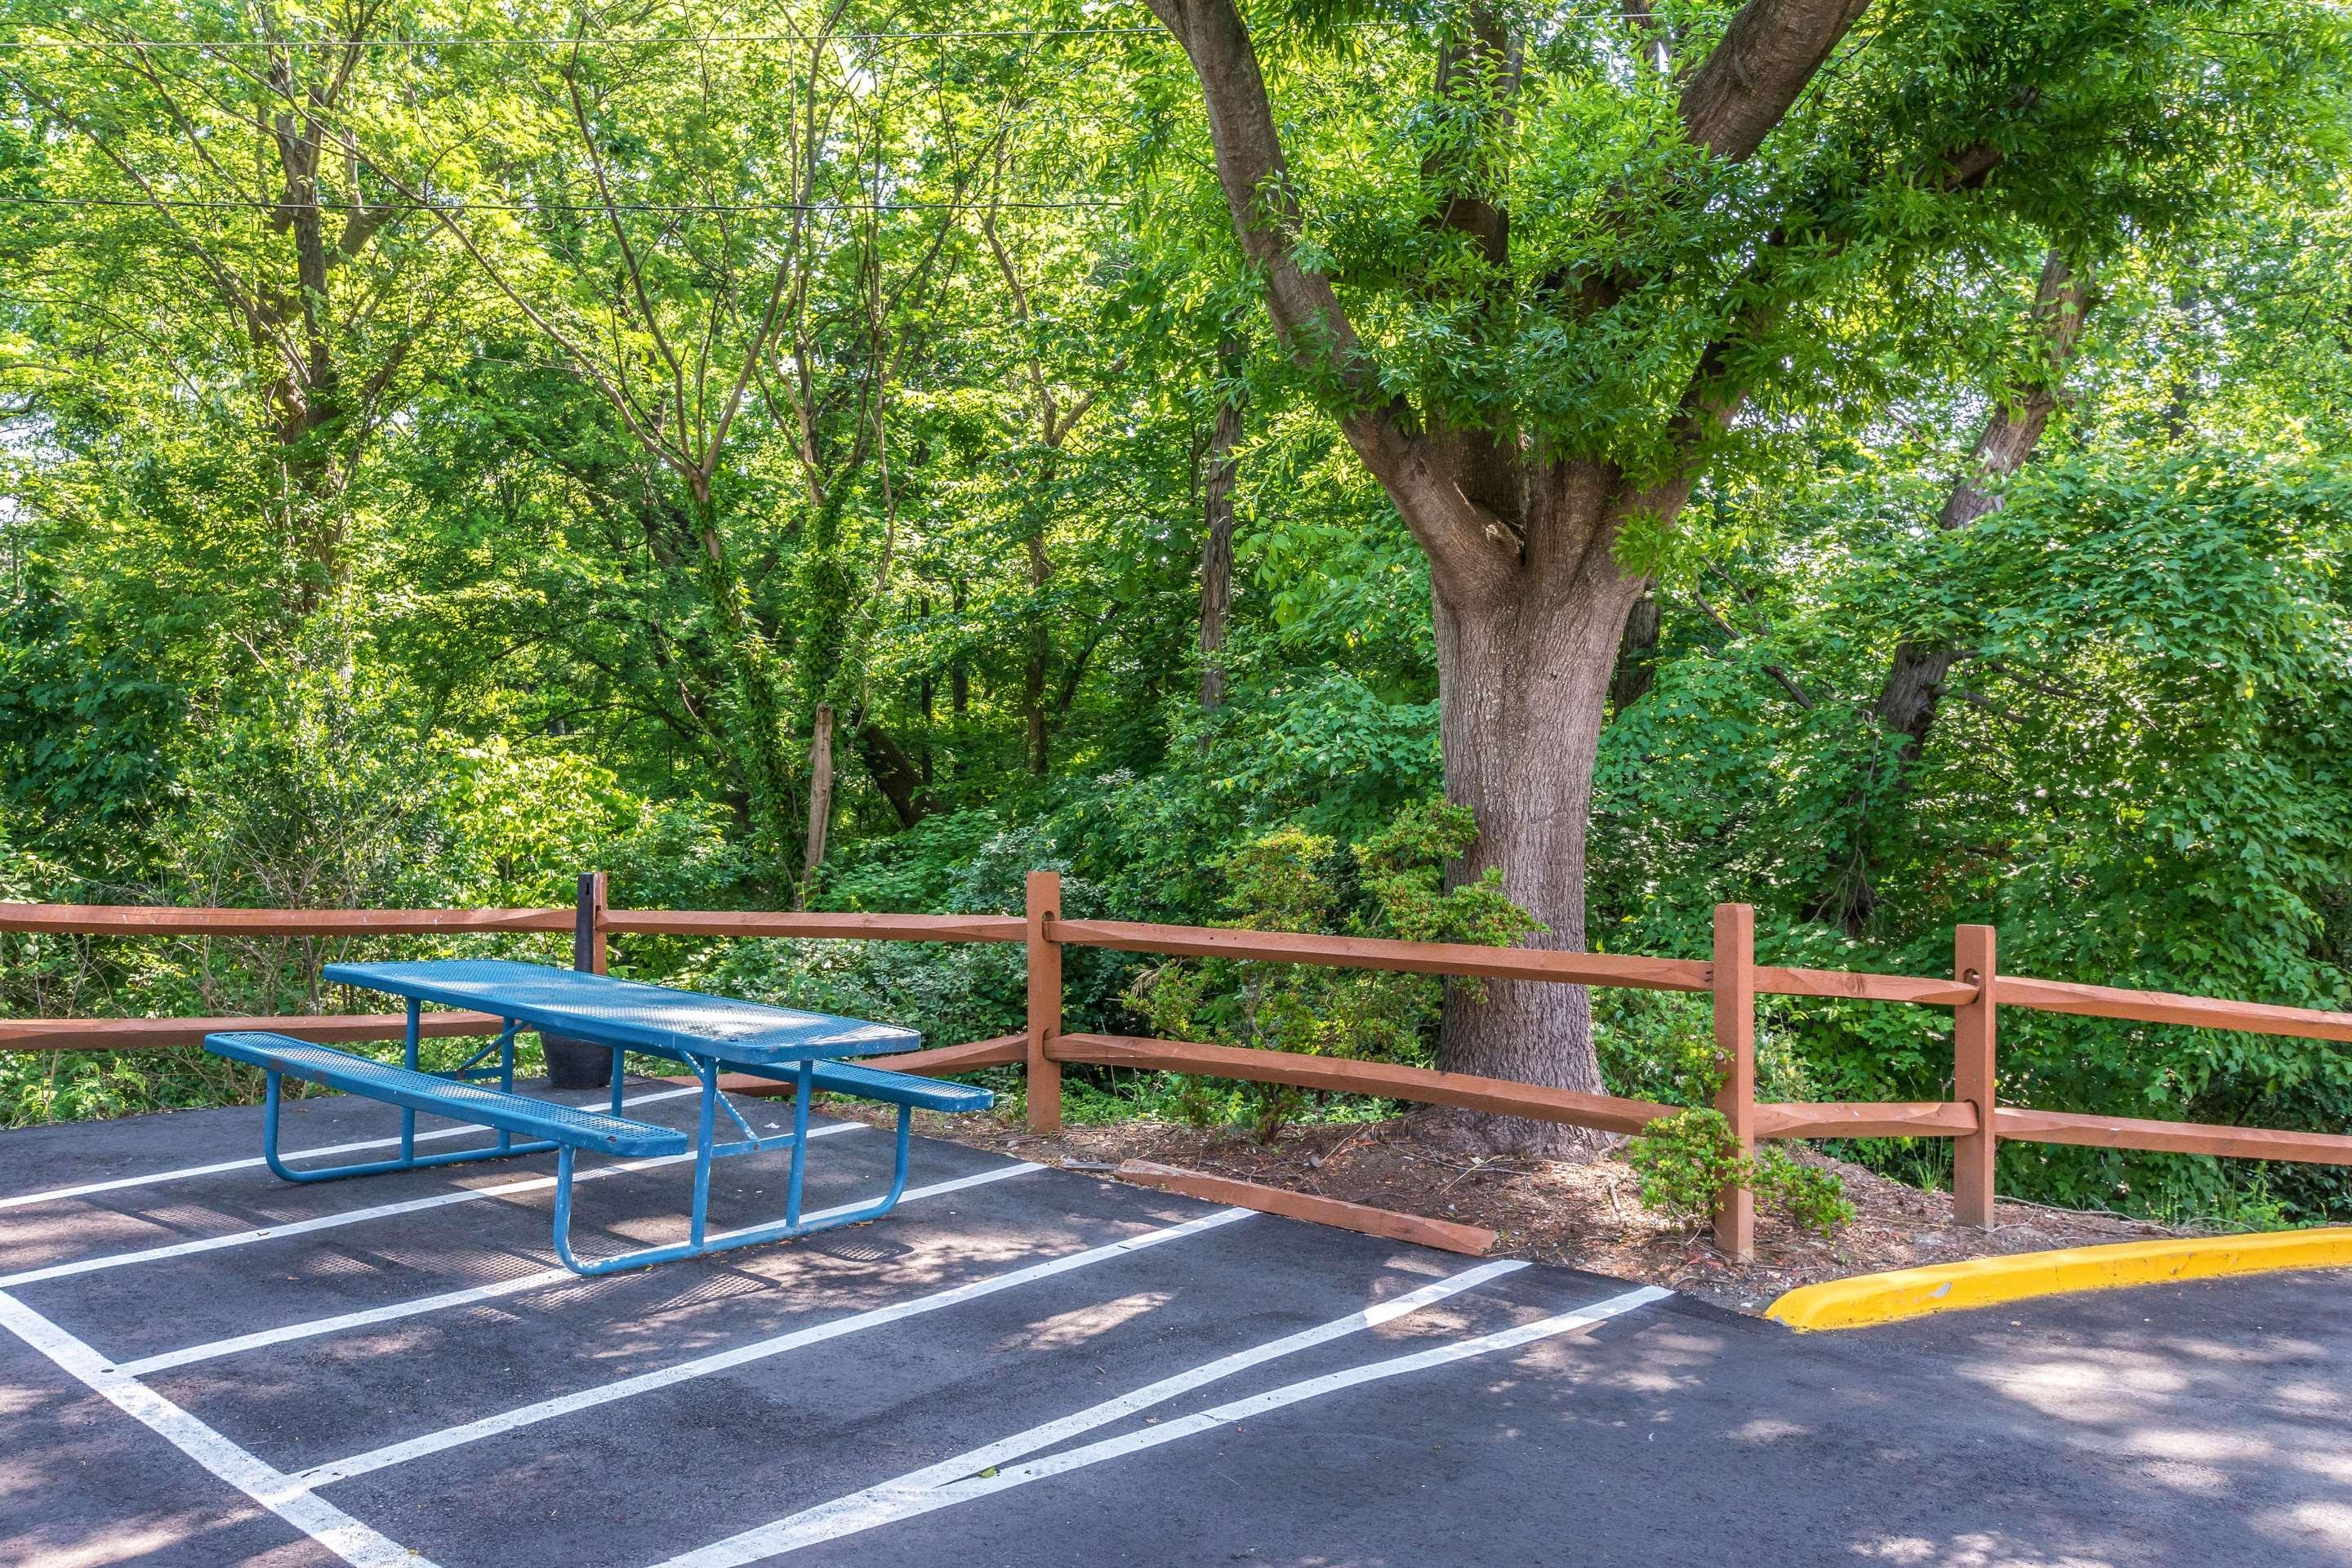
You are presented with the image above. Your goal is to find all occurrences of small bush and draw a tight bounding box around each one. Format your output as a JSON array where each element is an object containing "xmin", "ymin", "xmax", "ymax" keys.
[
  {"xmin": 1624, "ymin": 1108, "xmax": 1854, "ymax": 1239},
  {"xmin": 1125, "ymin": 797, "xmax": 1539, "ymax": 1141},
  {"xmin": 1753, "ymin": 1148, "xmax": 1857, "ymax": 1236}
]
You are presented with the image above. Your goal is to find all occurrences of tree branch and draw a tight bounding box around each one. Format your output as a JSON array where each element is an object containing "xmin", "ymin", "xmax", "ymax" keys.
[
  {"xmin": 1677, "ymin": 0, "xmax": 1873, "ymax": 163},
  {"xmin": 1685, "ymin": 590, "xmax": 1815, "ymax": 709},
  {"xmin": 1144, "ymin": 0, "xmax": 1503, "ymax": 594}
]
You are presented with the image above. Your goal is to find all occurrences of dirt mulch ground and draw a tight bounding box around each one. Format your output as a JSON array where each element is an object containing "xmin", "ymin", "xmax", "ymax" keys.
[{"xmin": 821, "ymin": 1102, "xmax": 2196, "ymax": 1316}]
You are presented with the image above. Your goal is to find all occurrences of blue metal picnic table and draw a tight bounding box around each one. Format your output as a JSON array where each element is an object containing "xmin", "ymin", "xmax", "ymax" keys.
[{"xmin": 204, "ymin": 959, "xmax": 990, "ymax": 1275}]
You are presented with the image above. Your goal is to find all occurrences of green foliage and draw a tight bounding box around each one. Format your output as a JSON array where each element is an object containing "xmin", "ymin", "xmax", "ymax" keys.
[
  {"xmin": 1125, "ymin": 798, "xmax": 1537, "ymax": 1139},
  {"xmin": 1624, "ymin": 1109, "xmax": 1855, "ymax": 1239},
  {"xmin": 0, "ymin": 0, "xmax": 2345, "ymax": 1242},
  {"xmin": 1755, "ymin": 1152, "xmax": 1860, "ymax": 1240},
  {"xmin": 1623, "ymin": 1109, "xmax": 1746, "ymax": 1230}
]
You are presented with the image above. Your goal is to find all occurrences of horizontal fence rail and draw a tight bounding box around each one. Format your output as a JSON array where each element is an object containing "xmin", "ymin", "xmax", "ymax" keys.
[
  {"xmin": 602, "ymin": 911, "xmax": 1024, "ymax": 943},
  {"xmin": 1052, "ymin": 918, "xmax": 1715, "ymax": 993},
  {"xmin": 1049, "ymin": 1032, "xmax": 1676, "ymax": 1138},
  {"xmin": 1992, "ymin": 975, "xmax": 2352, "ymax": 1045},
  {"xmin": 0, "ymin": 905, "xmax": 572, "ymax": 935},
  {"xmin": 7, "ymin": 875, "xmax": 2352, "ymax": 1259},
  {"xmin": 0, "ymin": 1011, "xmax": 504, "ymax": 1052}
]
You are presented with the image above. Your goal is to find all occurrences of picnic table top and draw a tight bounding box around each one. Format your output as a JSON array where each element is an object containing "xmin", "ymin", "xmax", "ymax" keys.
[{"xmin": 321, "ymin": 958, "xmax": 920, "ymax": 1068}]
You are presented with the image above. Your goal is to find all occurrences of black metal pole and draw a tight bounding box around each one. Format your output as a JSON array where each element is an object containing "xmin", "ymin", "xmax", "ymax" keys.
[{"xmin": 543, "ymin": 871, "xmax": 612, "ymax": 1090}]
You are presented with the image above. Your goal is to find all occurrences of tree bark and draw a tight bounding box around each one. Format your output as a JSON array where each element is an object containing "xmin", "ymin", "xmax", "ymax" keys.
[
  {"xmin": 1609, "ymin": 590, "xmax": 1661, "ymax": 715},
  {"xmin": 1199, "ymin": 344, "xmax": 1245, "ymax": 711},
  {"xmin": 854, "ymin": 718, "xmax": 929, "ymax": 829},
  {"xmin": 799, "ymin": 702, "xmax": 833, "ymax": 908},
  {"xmin": 1829, "ymin": 250, "xmax": 2093, "ymax": 935},
  {"xmin": 1875, "ymin": 251, "xmax": 2094, "ymax": 758},
  {"xmin": 1147, "ymin": 0, "xmax": 1860, "ymax": 1150},
  {"xmin": 1422, "ymin": 463, "xmax": 1650, "ymax": 1152}
]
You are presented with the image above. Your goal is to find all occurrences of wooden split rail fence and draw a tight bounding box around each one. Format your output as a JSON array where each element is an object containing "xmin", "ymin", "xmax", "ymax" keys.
[{"xmin": 7, "ymin": 870, "xmax": 2352, "ymax": 1260}]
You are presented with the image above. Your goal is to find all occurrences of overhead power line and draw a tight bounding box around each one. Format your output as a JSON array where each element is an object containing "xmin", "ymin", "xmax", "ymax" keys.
[
  {"xmin": 0, "ymin": 25, "xmax": 1174, "ymax": 50},
  {"xmin": 0, "ymin": 194, "xmax": 1128, "ymax": 214}
]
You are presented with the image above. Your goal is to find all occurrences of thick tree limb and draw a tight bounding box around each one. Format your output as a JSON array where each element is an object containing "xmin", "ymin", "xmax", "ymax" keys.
[
  {"xmin": 1143, "ymin": 0, "xmax": 1507, "ymax": 597},
  {"xmin": 853, "ymin": 719, "xmax": 930, "ymax": 828},
  {"xmin": 1876, "ymin": 250, "xmax": 2095, "ymax": 755},
  {"xmin": 1677, "ymin": 0, "xmax": 1874, "ymax": 163}
]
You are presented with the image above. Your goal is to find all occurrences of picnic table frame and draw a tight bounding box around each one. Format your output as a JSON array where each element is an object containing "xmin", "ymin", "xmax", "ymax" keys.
[{"xmin": 313, "ymin": 960, "xmax": 926, "ymax": 1275}]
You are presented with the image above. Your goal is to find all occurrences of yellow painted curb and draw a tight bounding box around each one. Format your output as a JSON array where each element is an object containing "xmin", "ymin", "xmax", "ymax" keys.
[{"xmin": 1766, "ymin": 1227, "xmax": 2352, "ymax": 1331}]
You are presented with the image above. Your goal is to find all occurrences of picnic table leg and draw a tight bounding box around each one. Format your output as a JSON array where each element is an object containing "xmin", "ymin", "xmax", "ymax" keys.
[
  {"xmin": 689, "ymin": 1058, "xmax": 719, "ymax": 1248},
  {"xmin": 608, "ymin": 1049, "xmax": 626, "ymax": 1117},
  {"xmin": 552, "ymin": 1146, "xmax": 583, "ymax": 1266},
  {"xmin": 399, "ymin": 999, "xmax": 421, "ymax": 1163},
  {"xmin": 497, "ymin": 1021, "xmax": 516, "ymax": 1155},
  {"xmin": 545, "ymin": 1057, "xmax": 921, "ymax": 1276},
  {"xmin": 261, "ymin": 1071, "xmax": 292, "ymax": 1179},
  {"xmin": 884, "ymin": 1104, "xmax": 912, "ymax": 1206},
  {"xmin": 785, "ymin": 1060, "xmax": 814, "ymax": 1227}
]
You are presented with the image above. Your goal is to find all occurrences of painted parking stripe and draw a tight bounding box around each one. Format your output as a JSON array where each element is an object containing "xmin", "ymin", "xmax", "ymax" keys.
[
  {"xmin": 0, "ymin": 1085, "xmax": 705, "ymax": 1213},
  {"xmin": 655, "ymin": 1283, "xmax": 1672, "ymax": 1566},
  {"xmin": 113, "ymin": 1161, "xmax": 1047, "ymax": 1377},
  {"xmin": 0, "ymin": 1122, "xmax": 866, "ymax": 1289},
  {"xmin": 0, "ymin": 1288, "xmax": 434, "ymax": 1568},
  {"xmin": 692, "ymin": 1257, "xmax": 1531, "ymax": 1558},
  {"xmin": 291, "ymin": 1207, "xmax": 1258, "ymax": 1490}
]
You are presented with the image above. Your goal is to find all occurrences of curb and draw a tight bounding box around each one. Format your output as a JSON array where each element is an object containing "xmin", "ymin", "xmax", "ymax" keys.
[{"xmin": 1766, "ymin": 1227, "xmax": 2352, "ymax": 1331}]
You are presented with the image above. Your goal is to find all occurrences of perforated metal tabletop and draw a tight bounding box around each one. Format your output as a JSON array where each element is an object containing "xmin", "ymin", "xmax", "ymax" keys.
[{"xmin": 321, "ymin": 958, "xmax": 921, "ymax": 1067}]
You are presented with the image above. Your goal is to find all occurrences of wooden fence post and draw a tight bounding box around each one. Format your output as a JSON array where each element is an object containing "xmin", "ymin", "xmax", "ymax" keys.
[
  {"xmin": 1953, "ymin": 923, "xmax": 1998, "ymax": 1227},
  {"xmin": 545, "ymin": 871, "xmax": 613, "ymax": 1089},
  {"xmin": 576, "ymin": 871, "xmax": 609, "ymax": 975},
  {"xmin": 1712, "ymin": 902, "xmax": 1757, "ymax": 1263},
  {"xmin": 1026, "ymin": 870, "xmax": 1063, "ymax": 1134}
]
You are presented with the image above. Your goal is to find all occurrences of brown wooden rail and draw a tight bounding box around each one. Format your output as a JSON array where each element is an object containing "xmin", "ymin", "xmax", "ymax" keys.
[
  {"xmin": 0, "ymin": 1011, "xmax": 504, "ymax": 1051},
  {"xmin": 604, "ymin": 911, "xmax": 1024, "ymax": 943},
  {"xmin": 1049, "ymin": 1032, "xmax": 1676, "ymax": 1137},
  {"xmin": 0, "ymin": 905, "xmax": 571, "ymax": 935},
  {"xmin": 7, "ymin": 878, "xmax": 2352, "ymax": 1263},
  {"xmin": 1993, "ymin": 975, "xmax": 2352, "ymax": 1045},
  {"xmin": 1051, "ymin": 918, "xmax": 1715, "ymax": 992},
  {"xmin": 1992, "ymin": 1107, "xmax": 2352, "ymax": 1165},
  {"xmin": 1753, "ymin": 1101, "xmax": 1980, "ymax": 1139}
]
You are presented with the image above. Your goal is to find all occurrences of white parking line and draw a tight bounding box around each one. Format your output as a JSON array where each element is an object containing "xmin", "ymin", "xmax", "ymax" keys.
[
  {"xmin": 0, "ymin": 1122, "xmax": 866, "ymax": 1289},
  {"xmin": 684, "ymin": 1258, "xmax": 1530, "ymax": 1559},
  {"xmin": 292, "ymin": 1207, "xmax": 1258, "ymax": 1490},
  {"xmin": 114, "ymin": 1161, "xmax": 1047, "ymax": 1377},
  {"xmin": 0, "ymin": 1086, "xmax": 706, "ymax": 1213},
  {"xmin": 0, "ymin": 1287, "xmax": 434, "ymax": 1568},
  {"xmin": 654, "ymin": 1283, "xmax": 1673, "ymax": 1566}
]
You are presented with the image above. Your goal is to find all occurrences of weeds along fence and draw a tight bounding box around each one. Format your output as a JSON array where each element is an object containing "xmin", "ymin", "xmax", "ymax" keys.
[{"xmin": 7, "ymin": 869, "xmax": 2352, "ymax": 1260}]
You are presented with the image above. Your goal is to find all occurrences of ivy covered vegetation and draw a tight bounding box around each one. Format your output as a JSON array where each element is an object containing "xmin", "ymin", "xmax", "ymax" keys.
[{"xmin": 1, "ymin": 0, "xmax": 2348, "ymax": 1227}]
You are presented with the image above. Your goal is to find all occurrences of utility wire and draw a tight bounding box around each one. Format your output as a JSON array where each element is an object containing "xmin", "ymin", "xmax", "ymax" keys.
[
  {"xmin": 0, "ymin": 194, "xmax": 1128, "ymax": 213},
  {"xmin": 0, "ymin": 25, "xmax": 1176, "ymax": 49}
]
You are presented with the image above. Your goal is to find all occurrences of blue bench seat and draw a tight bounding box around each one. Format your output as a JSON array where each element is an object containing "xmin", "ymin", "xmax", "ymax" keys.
[
  {"xmin": 205, "ymin": 1031, "xmax": 689, "ymax": 1157},
  {"xmin": 719, "ymin": 1057, "xmax": 995, "ymax": 1116}
]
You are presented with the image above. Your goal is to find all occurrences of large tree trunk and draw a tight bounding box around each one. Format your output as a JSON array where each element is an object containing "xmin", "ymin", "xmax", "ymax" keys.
[
  {"xmin": 1198, "ymin": 356, "xmax": 1245, "ymax": 710},
  {"xmin": 687, "ymin": 487, "xmax": 799, "ymax": 881},
  {"xmin": 1424, "ymin": 465, "xmax": 1650, "ymax": 1154},
  {"xmin": 1146, "ymin": 0, "xmax": 1863, "ymax": 1152},
  {"xmin": 798, "ymin": 703, "xmax": 833, "ymax": 908},
  {"xmin": 854, "ymin": 718, "xmax": 930, "ymax": 828}
]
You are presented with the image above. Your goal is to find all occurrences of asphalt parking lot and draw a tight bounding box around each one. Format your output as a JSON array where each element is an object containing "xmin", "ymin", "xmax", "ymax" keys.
[{"xmin": 3, "ymin": 1083, "xmax": 2349, "ymax": 1567}]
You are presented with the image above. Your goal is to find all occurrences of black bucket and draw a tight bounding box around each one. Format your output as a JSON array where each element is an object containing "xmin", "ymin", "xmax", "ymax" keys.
[{"xmin": 543, "ymin": 1035, "xmax": 613, "ymax": 1090}]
